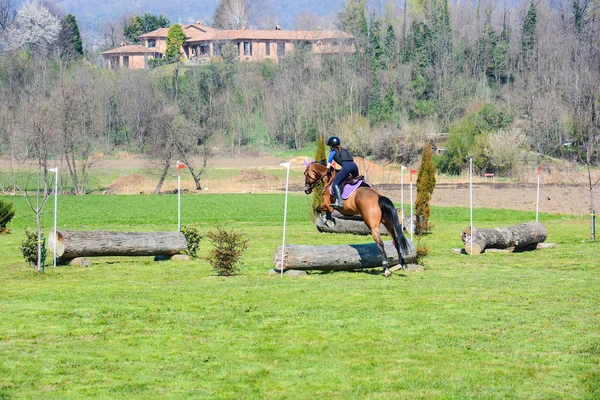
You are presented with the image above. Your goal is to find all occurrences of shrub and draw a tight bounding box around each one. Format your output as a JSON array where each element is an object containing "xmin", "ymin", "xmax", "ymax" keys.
[
  {"xmin": 180, "ymin": 224, "xmax": 203, "ymax": 259},
  {"xmin": 415, "ymin": 144, "xmax": 436, "ymax": 235},
  {"xmin": 20, "ymin": 228, "xmax": 46, "ymax": 268},
  {"xmin": 0, "ymin": 199, "xmax": 15, "ymax": 233},
  {"xmin": 207, "ymin": 228, "xmax": 248, "ymax": 276},
  {"xmin": 311, "ymin": 135, "xmax": 327, "ymax": 218}
]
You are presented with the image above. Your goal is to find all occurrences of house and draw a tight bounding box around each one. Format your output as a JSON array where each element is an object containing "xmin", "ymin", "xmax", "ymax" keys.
[{"xmin": 102, "ymin": 22, "xmax": 355, "ymax": 69}]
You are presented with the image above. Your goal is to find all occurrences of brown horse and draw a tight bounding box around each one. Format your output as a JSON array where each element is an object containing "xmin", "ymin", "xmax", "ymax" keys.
[{"xmin": 304, "ymin": 161, "xmax": 409, "ymax": 276}]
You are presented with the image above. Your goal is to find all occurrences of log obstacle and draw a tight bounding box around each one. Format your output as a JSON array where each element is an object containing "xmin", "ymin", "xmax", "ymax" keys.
[
  {"xmin": 315, "ymin": 209, "xmax": 405, "ymax": 235},
  {"xmin": 461, "ymin": 222, "xmax": 548, "ymax": 255},
  {"xmin": 48, "ymin": 230, "xmax": 187, "ymax": 259},
  {"xmin": 273, "ymin": 240, "xmax": 416, "ymax": 272}
]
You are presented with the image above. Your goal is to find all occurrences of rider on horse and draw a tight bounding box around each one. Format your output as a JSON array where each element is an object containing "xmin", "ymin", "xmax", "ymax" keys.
[{"xmin": 326, "ymin": 136, "xmax": 359, "ymax": 209}]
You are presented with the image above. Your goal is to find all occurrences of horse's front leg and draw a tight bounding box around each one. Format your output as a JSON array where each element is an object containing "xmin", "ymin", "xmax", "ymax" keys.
[{"xmin": 371, "ymin": 227, "xmax": 391, "ymax": 277}]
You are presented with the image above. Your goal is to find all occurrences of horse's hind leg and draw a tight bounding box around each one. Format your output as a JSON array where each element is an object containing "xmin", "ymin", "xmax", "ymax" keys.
[
  {"xmin": 383, "ymin": 221, "xmax": 406, "ymax": 272},
  {"xmin": 370, "ymin": 227, "xmax": 391, "ymax": 277}
]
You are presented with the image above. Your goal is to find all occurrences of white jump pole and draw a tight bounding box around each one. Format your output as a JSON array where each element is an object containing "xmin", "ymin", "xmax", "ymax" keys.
[
  {"xmin": 401, "ymin": 165, "xmax": 406, "ymax": 220},
  {"xmin": 469, "ymin": 158, "xmax": 473, "ymax": 255},
  {"xmin": 536, "ymin": 163, "xmax": 541, "ymax": 222},
  {"xmin": 410, "ymin": 169, "xmax": 415, "ymax": 242},
  {"xmin": 279, "ymin": 162, "xmax": 291, "ymax": 277},
  {"xmin": 48, "ymin": 167, "xmax": 58, "ymax": 268},
  {"xmin": 177, "ymin": 161, "xmax": 186, "ymax": 231}
]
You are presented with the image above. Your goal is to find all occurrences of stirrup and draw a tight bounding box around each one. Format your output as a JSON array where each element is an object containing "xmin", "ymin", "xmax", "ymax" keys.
[{"xmin": 331, "ymin": 200, "xmax": 344, "ymax": 209}]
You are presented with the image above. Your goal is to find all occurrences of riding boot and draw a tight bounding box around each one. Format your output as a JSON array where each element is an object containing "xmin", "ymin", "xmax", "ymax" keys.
[{"xmin": 331, "ymin": 185, "xmax": 344, "ymax": 209}]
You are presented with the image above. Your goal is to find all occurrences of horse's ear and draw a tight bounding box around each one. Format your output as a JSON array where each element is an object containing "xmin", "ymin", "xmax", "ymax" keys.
[
  {"xmin": 311, "ymin": 158, "xmax": 315, "ymax": 163},
  {"xmin": 304, "ymin": 160, "xmax": 310, "ymax": 167}
]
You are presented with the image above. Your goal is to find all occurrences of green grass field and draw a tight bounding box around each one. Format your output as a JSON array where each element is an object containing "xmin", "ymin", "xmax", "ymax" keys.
[{"xmin": 1, "ymin": 194, "xmax": 599, "ymax": 399}]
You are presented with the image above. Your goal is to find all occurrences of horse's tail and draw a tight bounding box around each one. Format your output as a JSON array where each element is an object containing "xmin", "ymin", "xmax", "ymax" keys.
[{"xmin": 378, "ymin": 196, "xmax": 409, "ymax": 255}]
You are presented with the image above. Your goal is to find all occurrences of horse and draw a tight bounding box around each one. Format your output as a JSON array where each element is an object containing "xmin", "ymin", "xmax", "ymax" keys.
[{"xmin": 304, "ymin": 160, "xmax": 409, "ymax": 276}]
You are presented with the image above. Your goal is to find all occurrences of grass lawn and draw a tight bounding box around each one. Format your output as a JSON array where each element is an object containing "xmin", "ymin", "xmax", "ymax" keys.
[{"xmin": 0, "ymin": 194, "xmax": 599, "ymax": 399}]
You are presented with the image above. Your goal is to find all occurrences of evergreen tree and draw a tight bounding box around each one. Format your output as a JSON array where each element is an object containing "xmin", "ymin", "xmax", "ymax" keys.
[
  {"xmin": 521, "ymin": 2, "xmax": 537, "ymax": 68},
  {"xmin": 165, "ymin": 24, "xmax": 186, "ymax": 61},
  {"xmin": 415, "ymin": 144, "xmax": 436, "ymax": 234},
  {"xmin": 312, "ymin": 135, "xmax": 327, "ymax": 218},
  {"xmin": 124, "ymin": 13, "xmax": 170, "ymax": 44},
  {"xmin": 58, "ymin": 14, "xmax": 83, "ymax": 59}
]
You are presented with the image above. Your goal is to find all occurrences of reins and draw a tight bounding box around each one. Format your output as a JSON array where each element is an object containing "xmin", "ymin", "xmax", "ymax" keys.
[{"xmin": 304, "ymin": 164, "xmax": 333, "ymax": 194}]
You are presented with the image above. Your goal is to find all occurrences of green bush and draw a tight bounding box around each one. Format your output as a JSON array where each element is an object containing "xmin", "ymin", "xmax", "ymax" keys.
[
  {"xmin": 415, "ymin": 144, "xmax": 436, "ymax": 235},
  {"xmin": 180, "ymin": 224, "xmax": 203, "ymax": 259},
  {"xmin": 20, "ymin": 228, "xmax": 45, "ymax": 267},
  {"xmin": 0, "ymin": 199, "xmax": 15, "ymax": 233},
  {"xmin": 207, "ymin": 228, "xmax": 248, "ymax": 276}
]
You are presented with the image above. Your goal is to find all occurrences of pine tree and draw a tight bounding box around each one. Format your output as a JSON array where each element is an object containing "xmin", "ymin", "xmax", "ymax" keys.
[
  {"xmin": 521, "ymin": 2, "xmax": 537, "ymax": 68},
  {"xmin": 415, "ymin": 144, "xmax": 436, "ymax": 235},
  {"xmin": 58, "ymin": 14, "xmax": 83, "ymax": 59},
  {"xmin": 312, "ymin": 135, "xmax": 327, "ymax": 218}
]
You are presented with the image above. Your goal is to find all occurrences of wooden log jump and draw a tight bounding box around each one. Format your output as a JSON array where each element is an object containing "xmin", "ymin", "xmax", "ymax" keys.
[
  {"xmin": 461, "ymin": 222, "xmax": 548, "ymax": 255},
  {"xmin": 48, "ymin": 230, "xmax": 187, "ymax": 259},
  {"xmin": 273, "ymin": 240, "xmax": 416, "ymax": 271},
  {"xmin": 315, "ymin": 209, "xmax": 405, "ymax": 235}
]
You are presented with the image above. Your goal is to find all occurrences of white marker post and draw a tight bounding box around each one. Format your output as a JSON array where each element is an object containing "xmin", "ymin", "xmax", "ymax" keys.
[
  {"xmin": 536, "ymin": 163, "xmax": 541, "ymax": 222},
  {"xmin": 279, "ymin": 162, "xmax": 291, "ymax": 277},
  {"xmin": 469, "ymin": 158, "xmax": 473, "ymax": 255},
  {"xmin": 401, "ymin": 166, "xmax": 407, "ymax": 220},
  {"xmin": 48, "ymin": 167, "xmax": 58, "ymax": 268},
  {"xmin": 409, "ymin": 168, "xmax": 417, "ymax": 242},
  {"xmin": 177, "ymin": 161, "xmax": 186, "ymax": 231}
]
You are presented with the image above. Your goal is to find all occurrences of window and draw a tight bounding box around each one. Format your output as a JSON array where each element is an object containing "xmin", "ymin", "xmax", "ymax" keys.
[
  {"xmin": 265, "ymin": 41, "xmax": 270, "ymax": 56},
  {"xmin": 123, "ymin": 56, "xmax": 129, "ymax": 68},
  {"xmin": 148, "ymin": 39, "xmax": 156, "ymax": 48},
  {"xmin": 277, "ymin": 42, "xmax": 285, "ymax": 57},
  {"xmin": 214, "ymin": 44, "xmax": 222, "ymax": 56},
  {"xmin": 243, "ymin": 41, "xmax": 252, "ymax": 56},
  {"xmin": 199, "ymin": 44, "xmax": 209, "ymax": 56}
]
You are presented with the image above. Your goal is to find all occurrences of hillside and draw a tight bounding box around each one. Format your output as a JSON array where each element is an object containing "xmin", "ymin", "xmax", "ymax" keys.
[{"xmin": 21, "ymin": 0, "xmax": 346, "ymax": 33}]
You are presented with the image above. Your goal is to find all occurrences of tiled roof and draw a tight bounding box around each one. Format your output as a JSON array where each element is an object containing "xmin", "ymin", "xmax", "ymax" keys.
[
  {"xmin": 101, "ymin": 45, "xmax": 162, "ymax": 55},
  {"xmin": 187, "ymin": 29, "xmax": 353, "ymax": 42},
  {"xmin": 139, "ymin": 28, "xmax": 170, "ymax": 38}
]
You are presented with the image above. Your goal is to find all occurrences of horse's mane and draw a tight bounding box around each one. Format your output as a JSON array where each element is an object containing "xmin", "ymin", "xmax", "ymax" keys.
[{"xmin": 314, "ymin": 160, "xmax": 327, "ymax": 166}]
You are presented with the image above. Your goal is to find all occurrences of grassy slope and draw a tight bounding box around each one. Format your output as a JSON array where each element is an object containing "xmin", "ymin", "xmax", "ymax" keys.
[{"xmin": 0, "ymin": 194, "xmax": 598, "ymax": 399}]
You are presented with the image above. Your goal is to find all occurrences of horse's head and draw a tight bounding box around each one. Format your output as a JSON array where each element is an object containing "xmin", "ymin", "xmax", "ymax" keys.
[{"xmin": 303, "ymin": 159, "xmax": 328, "ymax": 194}]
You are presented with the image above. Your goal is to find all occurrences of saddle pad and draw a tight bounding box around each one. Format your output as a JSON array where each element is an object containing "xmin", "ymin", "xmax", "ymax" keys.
[{"xmin": 329, "ymin": 179, "xmax": 372, "ymax": 200}]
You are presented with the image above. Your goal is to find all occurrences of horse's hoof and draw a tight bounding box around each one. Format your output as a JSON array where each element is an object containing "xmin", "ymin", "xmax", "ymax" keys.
[{"xmin": 384, "ymin": 270, "xmax": 392, "ymax": 277}]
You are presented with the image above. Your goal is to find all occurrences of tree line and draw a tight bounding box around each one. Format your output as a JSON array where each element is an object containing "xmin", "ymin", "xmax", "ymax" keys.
[{"xmin": 0, "ymin": 0, "xmax": 598, "ymax": 191}]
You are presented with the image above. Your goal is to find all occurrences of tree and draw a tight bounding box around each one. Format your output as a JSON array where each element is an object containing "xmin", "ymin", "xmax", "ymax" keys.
[
  {"xmin": 311, "ymin": 135, "xmax": 327, "ymax": 217},
  {"xmin": 521, "ymin": 2, "xmax": 537, "ymax": 69},
  {"xmin": 3, "ymin": 0, "xmax": 61, "ymax": 53},
  {"xmin": 213, "ymin": 0, "xmax": 263, "ymax": 29},
  {"xmin": 415, "ymin": 143, "xmax": 436, "ymax": 234},
  {"xmin": 123, "ymin": 13, "xmax": 169, "ymax": 44},
  {"xmin": 0, "ymin": 0, "xmax": 15, "ymax": 33},
  {"xmin": 57, "ymin": 14, "xmax": 82, "ymax": 59},
  {"xmin": 165, "ymin": 23, "xmax": 186, "ymax": 61}
]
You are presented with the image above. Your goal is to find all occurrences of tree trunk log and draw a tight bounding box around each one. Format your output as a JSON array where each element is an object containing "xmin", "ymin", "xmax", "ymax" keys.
[
  {"xmin": 314, "ymin": 209, "xmax": 403, "ymax": 235},
  {"xmin": 273, "ymin": 240, "xmax": 416, "ymax": 271},
  {"xmin": 48, "ymin": 230, "xmax": 187, "ymax": 258},
  {"xmin": 461, "ymin": 222, "xmax": 548, "ymax": 255}
]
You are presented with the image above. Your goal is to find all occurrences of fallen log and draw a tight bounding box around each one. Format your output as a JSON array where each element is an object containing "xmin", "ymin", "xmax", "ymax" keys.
[
  {"xmin": 461, "ymin": 222, "xmax": 548, "ymax": 255},
  {"xmin": 273, "ymin": 240, "xmax": 416, "ymax": 271},
  {"xmin": 48, "ymin": 230, "xmax": 187, "ymax": 258},
  {"xmin": 315, "ymin": 209, "xmax": 405, "ymax": 235}
]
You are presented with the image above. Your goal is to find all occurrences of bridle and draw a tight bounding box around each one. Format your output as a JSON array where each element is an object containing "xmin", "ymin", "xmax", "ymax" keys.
[{"xmin": 304, "ymin": 163, "xmax": 331, "ymax": 194}]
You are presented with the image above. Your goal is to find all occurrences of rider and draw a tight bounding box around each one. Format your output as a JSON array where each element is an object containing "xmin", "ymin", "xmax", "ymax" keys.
[{"xmin": 326, "ymin": 136, "xmax": 359, "ymax": 209}]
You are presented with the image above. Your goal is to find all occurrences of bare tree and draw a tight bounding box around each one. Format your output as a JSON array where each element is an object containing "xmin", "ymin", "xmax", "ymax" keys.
[
  {"xmin": 213, "ymin": 0, "xmax": 264, "ymax": 29},
  {"xmin": 0, "ymin": 0, "xmax": 15, "ymax": 32}
]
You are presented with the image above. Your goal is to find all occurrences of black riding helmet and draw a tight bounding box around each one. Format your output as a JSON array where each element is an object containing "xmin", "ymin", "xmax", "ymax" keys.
[{"xmin": 327, "ymin": 136, "xmax": 340, "ymax": 147}]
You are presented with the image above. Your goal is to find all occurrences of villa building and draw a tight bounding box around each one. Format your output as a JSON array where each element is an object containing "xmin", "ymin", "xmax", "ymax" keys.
[{"xmin": 102, "ymin": 22, "xmax": 355, "ymax": 69}]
